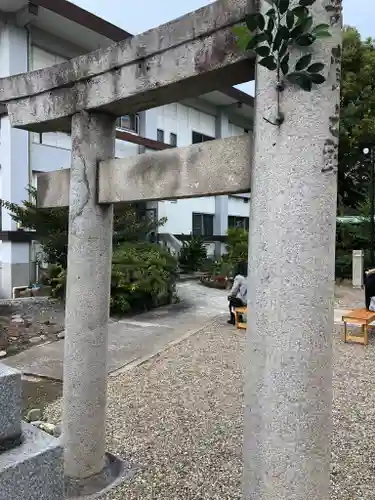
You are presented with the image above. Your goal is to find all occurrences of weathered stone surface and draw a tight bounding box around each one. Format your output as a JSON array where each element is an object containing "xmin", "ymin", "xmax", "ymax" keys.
[
  {"xmin": 0, "ymin": 422, "xmax": 63, "ymax": 500},
  {"xmin": 26, "ymin": 408, "xmax": 42, "ymax": 423},
  {"xmin": 37, "ymin": 135, "xmax": 252, "ymax": 208},
  {"xmin": 0, "ymin": 364, "xmax": 21, "ymax": 443},
  {"xmin": 0, "ymin": 0, "xmax": 255, "ymax": 132},
  {"xmin": 243, "ymin": 1, "xmax": 342, "ymax": 500},
  {"xmin": 0, "ymin": 0, "xmax": 255, "ymax": 99},
  {"xmin": 101, "ymin": 134, "xmax": 251, "ymax": 202},
  {"xmin": 62, "ymin": 111, "xmax": 115, "ymax": 480}
]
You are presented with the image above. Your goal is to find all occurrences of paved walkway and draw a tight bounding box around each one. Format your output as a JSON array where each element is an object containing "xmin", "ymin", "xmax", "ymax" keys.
[
  {"xmin": 2, "ymin": 281, "xmax": 366, "ymax": 380},
  {"xmin": 3, "ymin": 282, "xmax": 229, "ymax": 380}
]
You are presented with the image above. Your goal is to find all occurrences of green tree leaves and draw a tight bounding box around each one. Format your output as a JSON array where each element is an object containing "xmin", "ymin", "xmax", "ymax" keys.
[
  {"xmin": 299, "ymin": 0, "xmax": 316, "ymax": 5},
  {"xmin": 259, "ymin": 55, "xmax": 277, "ymax": 70},
  {"xmin": 295, "ymin": 53, "xmax": 312, "ymax": 70},
  {"xmin": 232, "ymin": 0, "xmax": 330, "ymax": 95},
  {"xmin": 286, "ymin": 71, "xmax": 313, "ymax": 91},
  {"xmin": 245, "ymin": 13, "xmax": 265, "ymax": 32},
  {"xmin": 338, "ymin": 27, "xmax": 375, "ymax": 211}
]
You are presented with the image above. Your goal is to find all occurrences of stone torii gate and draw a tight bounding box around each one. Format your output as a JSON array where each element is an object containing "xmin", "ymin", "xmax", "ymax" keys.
[{"xmin": 0, "ymin": 0, "xmax": 342, "ymax": 498}]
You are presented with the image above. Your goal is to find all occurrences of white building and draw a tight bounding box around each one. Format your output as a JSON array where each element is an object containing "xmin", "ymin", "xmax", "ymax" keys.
[{"xmin": 0, "ymin": 0, "xmax": 253, "ymax": 298}]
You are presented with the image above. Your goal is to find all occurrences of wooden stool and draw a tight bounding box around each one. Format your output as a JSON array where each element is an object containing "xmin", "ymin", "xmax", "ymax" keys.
[
  {"xmin": 234, "ymin": 306, "xmax": 247, "ymax": 330},
  {"xmin": 342, "ymin": 308, "xmax": 375, "ymax": 345}
]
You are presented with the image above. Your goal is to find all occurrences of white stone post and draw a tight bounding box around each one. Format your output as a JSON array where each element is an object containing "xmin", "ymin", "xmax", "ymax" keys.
[
  {"xmin": 214, "ymin": 112, "xmax": 230, "ymax": 258},
  {"xmin": 63, "ymin": 111, "xmax": 116, "ymax": 480},
  {"xmin": 352, "ymin": 250, "xmax": 364, "ymax": 288},
  {"xmin": 244, "ymin": 2, "xmax": 342, "ymax": 500}
]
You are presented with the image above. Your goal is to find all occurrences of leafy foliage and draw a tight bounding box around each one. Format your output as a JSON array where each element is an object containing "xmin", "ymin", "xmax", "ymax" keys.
[
  {"xmin": 41, "ymin": 264, "xmax": 67, "ymax": 298},
  {"xmin": 178, "ymin": 236, "xmax": 207, "ymax": 272},
  {"xmin": 111, "ymin": 242, "xmax": 178, "ymax": 315},
  {"xmin": 335, "ymin": 195, "xmax": 375, "ymax": 279},
  {"xmin": 113, "ymin": 203, "xmax": 166, "ymax": 246},
  {"xmin": 336, "ymin": 220, "xmax": 372, "ymax": 279},
  {"xmin": 0, "ymin": 187, "xmax": 165, "ymax": 267},
  {"xmin": 0, "ymin": 187, "xmax": 178, "ymax": 315},
  {"xmin": 0, "ymin": 186, "xmax": 69, "ymax": 268},
  {"xmin": 226, "ymin": 227, "xmax": 249, "ymax": 264},
  {"xmin": 233, "ymin": 0, "xmax": 330, "ymax": 92},
  {"xmin": 42, "ymin": 243, "xmax": 178, "ymax": 314},
  {"xmin": 203, "ymin": 228, "xmax": 249, "ymax": 284},
  {"xmin": 338, "ymin": 27, "xmax": 375, "ymax": 212}
]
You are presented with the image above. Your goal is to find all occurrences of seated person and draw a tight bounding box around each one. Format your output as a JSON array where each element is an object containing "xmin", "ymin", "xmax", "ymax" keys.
[
  {"xmin": 365, "ymin": 268, "xmax": 375, "ymax": 310},
  {"xmin": 227, "ymin": 261, "xmax": 248, "ymax": 325}
]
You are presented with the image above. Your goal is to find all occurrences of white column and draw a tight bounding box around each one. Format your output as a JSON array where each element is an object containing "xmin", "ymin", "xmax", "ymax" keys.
[
  {"xmin": 244, "ymin": 2, "xmax": 342, "ymax": 499},
  {"xmin": 63, "ymin": 111, "xmax": 116, "ymax": 480},
  {"xmin": 0, "ymin": 23, "xmax": 30, "ymax": 297},
  {"xmin": 139, "ymin": 108, "xmax": 159, "ymax": 219},
  {"xmin": 352, "ymin": 250, "xmax": 364, "ymax": 288},
  {"xmin": 214, "ymin": 112, "xmax": 230, "ymax": 257},
  {"xmin": 139, "ymin": 108, "xmax": 159, "ymax": 148}
]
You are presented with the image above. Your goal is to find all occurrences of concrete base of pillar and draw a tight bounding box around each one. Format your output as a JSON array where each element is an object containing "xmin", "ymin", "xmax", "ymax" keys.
[
  {"xmin": 0, "ymin": 262, "xmax": 35, "ymax": 299},
  {"xmin": 65, "ymin": 452, "xmax": 137, "ymax": 500},
  {"xmin": 0, "ymin": 422, "xmax": 63, "ymax": 500}
]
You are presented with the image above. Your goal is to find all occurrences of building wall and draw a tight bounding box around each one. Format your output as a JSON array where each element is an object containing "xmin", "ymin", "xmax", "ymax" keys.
[
  {"xmin": 28, "ymin": 47, "xmax": 251, "ymax": 241},
  {"xmin": 228, "ymin": 196, "xmax": 251, "ymax": 218},
  {"xmin": 155, "ymin": 103, "xmax": 251, "ymax": 236},
  {"xmin": 0, "ymin": 23, "xmax": 253, "ymax": 296},
  {"xmin": 0, "ymin": 23, "xmax": 31, "ymax": 296},
  {"xmin": 29, "ymin": 45, "xmax": 139, "ymax": 176},
  {"xmin": 158, "ymin": 198, "xmax": 216, "ymax": 235}
]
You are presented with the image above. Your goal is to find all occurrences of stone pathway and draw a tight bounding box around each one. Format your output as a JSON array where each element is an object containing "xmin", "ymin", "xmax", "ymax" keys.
[
  {"xmin": 2, "ymin": 282, "xmax": 229, "ymax": 380},
  {"xmin": 1, "ymin": 282, "xmax": 367, "ymax": 380}
]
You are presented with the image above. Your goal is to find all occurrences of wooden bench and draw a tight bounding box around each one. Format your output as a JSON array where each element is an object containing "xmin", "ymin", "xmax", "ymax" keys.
[
  {"xmin": 234, "ymin": 306, "xmax": 247, "ymax": 330},
  {"xmin": 342, "ymin": 308, "xmax": 375, "ymax": 345}
]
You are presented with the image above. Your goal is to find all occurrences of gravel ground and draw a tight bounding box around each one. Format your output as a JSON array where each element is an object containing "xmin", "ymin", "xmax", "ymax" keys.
[{"xmin": 45, "ymin": 318, "xmax": 375, "ymax": 500}]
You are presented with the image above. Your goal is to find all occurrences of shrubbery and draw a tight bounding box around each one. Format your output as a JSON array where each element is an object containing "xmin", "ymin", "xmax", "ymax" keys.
[
  {"xmin": 336, "ymin": 220, "xmax": 372, "ymax": 280},
  {"xmin": 226, "ymin": 227, "xmax": 248, "ymax": 264},
  {"xmin": 178, "ymin": 236, "xmax": 207, "ymax": 272},
  {"xmin": 111, "ymin": 242, "xmax": 178, "ymax": 315},
  {"xmin": 0, "ymin": 187, "xmax": 177, "ymax": 315}
]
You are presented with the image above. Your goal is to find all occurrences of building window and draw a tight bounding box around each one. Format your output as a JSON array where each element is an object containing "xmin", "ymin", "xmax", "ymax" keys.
[
  {"xmin": 192, "ymin": 213, "xmax": 214, "ymax": 237},
  {"xmin": 228, "ymin": 216, "xmax": 249, "ymax": 231},
  {"xmin": 116, "ymin": 114, "xmax": 139, "ymax": 134},
  {"xmin": 157, "ymin": 129, "xmax": 165, "ymax": 142},
  {"xmin": 192, "ymin": 131, "xmax": 214, "ymax": 144},
  {"xmin": 170, "ymin": 133, "xmax": 177, "ymax": 147}
]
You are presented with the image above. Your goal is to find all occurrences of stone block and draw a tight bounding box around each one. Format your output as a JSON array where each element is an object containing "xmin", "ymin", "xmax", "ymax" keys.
[
  {"xmin": 0, "ymin": 364, "xmax": 21, "ymax": 443},
  {"xmin": 0, "ymin": 422, "xmax": 63, "ymax": 500}
]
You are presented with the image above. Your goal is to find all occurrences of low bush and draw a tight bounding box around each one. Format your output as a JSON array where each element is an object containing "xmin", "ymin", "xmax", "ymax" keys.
[
  {"xmin": 213, "ymin": 258, "xmax": 234, "ymax": 278},
  {"xmin": 43, "ymin": 243, "xmax": 178, "ymax": 315},
  {"xmin": 41, "ymin": 265, "xmax": 66, "ymax": 298},
  {"xmin": 335, "ymin": 220, "xmax": 372, "ymax": 280},
  {"xmin": 179, "ymin": 236, "xmax": 207, "ymax": 272},
  {"xmin": 111, "ymin": 242, "xmax": 178, "ymax": 315},
  {"xmin": 226, "ymin": 227, "xmax": 248, "ymax": 264}
]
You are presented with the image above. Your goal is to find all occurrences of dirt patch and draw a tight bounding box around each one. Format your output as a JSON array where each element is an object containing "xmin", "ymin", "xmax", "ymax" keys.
[
  {"xmin": 22, "ymin": 377, "xmax": 63, "ymax": 416},
  {"xmin": 0, "ymin": 298, "xmax": 65, "ymax": 359}
]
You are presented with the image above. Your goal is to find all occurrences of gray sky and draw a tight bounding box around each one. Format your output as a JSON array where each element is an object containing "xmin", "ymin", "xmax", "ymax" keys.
[{"xmin": 71, "ymin": 0, "xmax": 373, "ymax": 96}]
